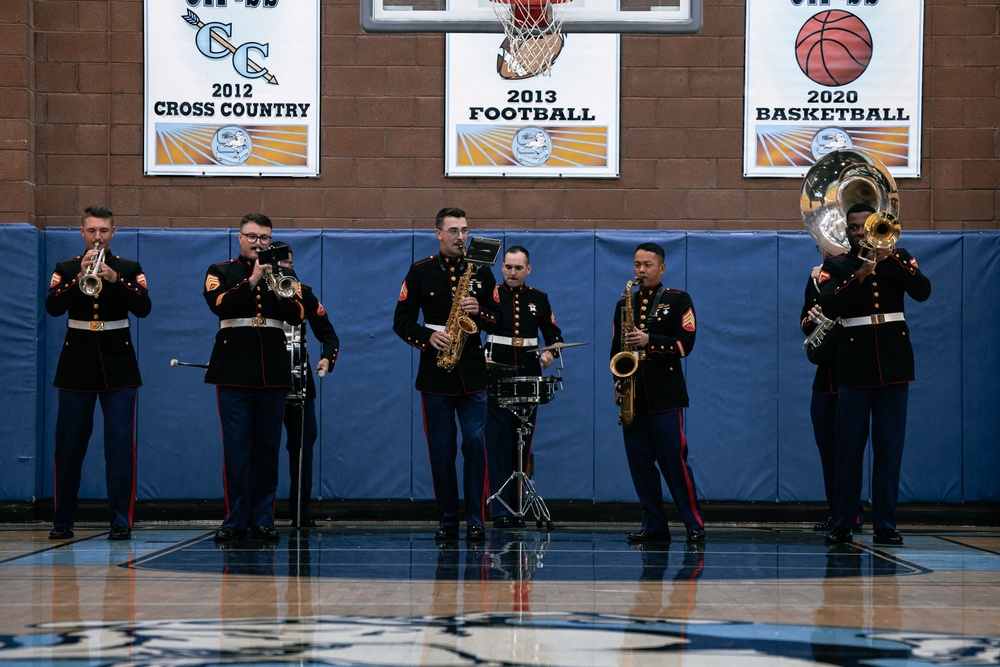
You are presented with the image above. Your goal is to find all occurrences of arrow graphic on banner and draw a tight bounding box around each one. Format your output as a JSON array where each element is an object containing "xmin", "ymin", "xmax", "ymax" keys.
[{"xmin": 183, "ymin": 9, "xmax": 278, "ymax": 85}]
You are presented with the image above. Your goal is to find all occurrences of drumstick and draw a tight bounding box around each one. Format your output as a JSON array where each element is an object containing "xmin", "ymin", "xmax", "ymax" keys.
[{"xmin": 170, "ymin": 359, "xmax": 208, "ymax": 369}]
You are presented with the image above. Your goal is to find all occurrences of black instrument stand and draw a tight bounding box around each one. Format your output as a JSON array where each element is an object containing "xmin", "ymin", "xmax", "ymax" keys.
[{"xmin": 487, "ymin": 403, "xmax": 553, "ymax": 530}]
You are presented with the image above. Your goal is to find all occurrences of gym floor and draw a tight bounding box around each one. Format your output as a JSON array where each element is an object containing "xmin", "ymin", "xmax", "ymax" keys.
[{"xmin": 1, "ymin": 522, "xmax": 998, "ymax": 666}]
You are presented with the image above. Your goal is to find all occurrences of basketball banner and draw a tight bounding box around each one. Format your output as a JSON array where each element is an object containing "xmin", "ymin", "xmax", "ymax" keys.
[
  {"xmin": 143, "ymin": 0, "xmax": 320, "ymax": 177},
  {"xmin": 445, "ymin": 0, "xmax": 620, "ymax": 178},
  {"xmin": 743, "ymin": 0, "xmax": 924, "ymax": 178}
]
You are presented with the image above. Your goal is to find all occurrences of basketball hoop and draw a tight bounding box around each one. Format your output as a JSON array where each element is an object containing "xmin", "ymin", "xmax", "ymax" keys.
[{"xmin": 491, "ymin": 0, "xmax": 570, "ymax": 79}]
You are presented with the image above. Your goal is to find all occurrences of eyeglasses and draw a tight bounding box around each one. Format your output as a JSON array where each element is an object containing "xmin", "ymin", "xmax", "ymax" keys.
[
  {"xmin": 441, "ymin": 227, "xmax": 469, "ymax": 237},
  {"xmin": 241, "ymin": 232, "xmax": 272, "ymax": 243}
]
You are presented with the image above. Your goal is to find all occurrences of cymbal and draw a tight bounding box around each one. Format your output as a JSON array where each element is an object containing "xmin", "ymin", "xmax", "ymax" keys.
[
  {"xmin": 485, "ymin": 359, "xmax": 516, "ymax": 370},
  {"xmin": 532, "ymin": 341, "xmax": 590, "ymax": 354}
]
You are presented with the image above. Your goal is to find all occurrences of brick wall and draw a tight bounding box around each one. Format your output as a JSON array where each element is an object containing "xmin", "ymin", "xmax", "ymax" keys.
[{"xmin": 2, "ymin": 0, "xmax": 997, "ymax": 230}]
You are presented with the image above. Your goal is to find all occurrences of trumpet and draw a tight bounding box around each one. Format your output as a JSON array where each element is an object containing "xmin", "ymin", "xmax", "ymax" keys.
[
  {"xmin": 803, "ymin": 311, "xmax": 841, "ymax": 349},
  {"xmin": 79, "ymin": 244, "xmax": 106, "ymax": 296},
  {"xmin": 266, "ymin": 270, "xmax": 299, "ymax": 299}
]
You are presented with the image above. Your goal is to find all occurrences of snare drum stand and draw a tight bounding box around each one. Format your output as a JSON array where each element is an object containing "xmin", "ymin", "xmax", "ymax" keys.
[{"xmin": 488, "ymin": 403, "xmax": 553, "ymax": 530}]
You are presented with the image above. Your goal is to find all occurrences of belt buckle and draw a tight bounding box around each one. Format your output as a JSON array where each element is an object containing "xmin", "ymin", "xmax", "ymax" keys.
[
  {"xmin": 872, "ymin": 313, "xmax": 886, "ymax": 325},
  {"xmin": 512, "ymin": 337, "xmax": 524, "ymax": 347},
  {"xmin": 252, "ymin": 314, "xmax": 265, "ymax": 327},
  {"xmin": 90, "ymin": 321, "xmax": 104, "ymax": 332}
]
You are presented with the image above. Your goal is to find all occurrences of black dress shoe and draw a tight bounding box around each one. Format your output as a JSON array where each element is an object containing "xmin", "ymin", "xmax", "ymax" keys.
[
  {"xmin": 466, "ymin": 525, "xmax": 486, "ymax": 542},
  {"xmin": 873, "ymin": 528, "xmax": 904, "ymax": 546},
  {"xmin": 214, "ymin": 527, "xmax": 245, "ymax": 543},
  {"xmin": 627, "ymin": 530, "xmax": 671, "ymax": 544},
  {"xmin": 814, "ymin": 517, "xmax": 835, "ymax": 531},
  {"xmin": 492, "ymin": 515, "xmax": 525, "ymax": 529},
  {"xmin": 686, "ymin": 528, "xmax": 707, "ymax": 543},
  {"xmin": 435, "ymin": 525, "xmax": 459, "ymax": 541},
  {"xmin": 825, "ymin": 527, "xmax": 853, "ymax": 544},
  {"xmin": 48, "ymin": 527, "xmax": 74, "ymax": 540},
  {"xmin": 249, "ymin": 525, "xmax": 280, "ymax": 542},
  {"xmin": 108, "ymin": 526, "xmax": 131, "ymax": 541}
]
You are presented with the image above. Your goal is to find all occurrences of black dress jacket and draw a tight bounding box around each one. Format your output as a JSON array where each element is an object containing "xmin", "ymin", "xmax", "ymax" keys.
[
  {"xmin": 488, "ymin": 283, "xmax": 563, "ymax": 377},
  {"xmin": 818, "ymin": 248, "xmax": 931, "ymax": 388},
  {"xmin": 203, "ymin": 255, "xmax": 305, "ymax": 389},
  {"xmin": 610, "ymin": 284, "xmax": 697, "ymax": 414},
  {"xmin": 393, "ymin": 253, "xmax": 501, "ymax": 395},
  {"xmin": 46, "ymin": 251, "xmax": 151, "ymax": 391}
]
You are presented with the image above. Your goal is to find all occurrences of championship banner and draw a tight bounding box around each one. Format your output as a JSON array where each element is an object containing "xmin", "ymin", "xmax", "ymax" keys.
[
  {"xmin": 743, "ymin": 0, "xmax": 923, "ymax": 178},
  {"xmin": 144, "ymin": 0, "xmax": 320, "ymax": 177},
  {"xmin": 446, "ymin": 2, "xmax": 620, "ymax": 178}
]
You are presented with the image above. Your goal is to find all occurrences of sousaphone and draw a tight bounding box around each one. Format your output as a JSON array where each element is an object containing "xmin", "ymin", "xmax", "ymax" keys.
[{"xmin": 800, "ymin": 148, "xmax": 900, "ymax": 259}]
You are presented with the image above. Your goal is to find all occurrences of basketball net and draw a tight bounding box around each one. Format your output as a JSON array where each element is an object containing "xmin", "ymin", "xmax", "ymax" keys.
[{"xmin": 492, "ymin": 0, "xmax": 569, "ymax": 77}]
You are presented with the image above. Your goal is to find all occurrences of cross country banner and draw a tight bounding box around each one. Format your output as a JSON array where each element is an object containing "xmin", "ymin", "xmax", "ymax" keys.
[
  {"xmin": 445, "ymin": 0, "xmax": 620, "ymax": 178},
  {"xmin": 144, "ymin": 0, "xmax": 320, "ymax": 177},
  {"xmin": 743, "ymin": 0, "xmax": 924, "ymax": 178}
]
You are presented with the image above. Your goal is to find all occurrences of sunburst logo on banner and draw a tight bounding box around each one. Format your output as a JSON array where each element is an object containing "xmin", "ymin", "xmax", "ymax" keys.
[
  {"xmin": 456, "ymin": 126, "xmax": 607, "ymax": 168},
  {"xmin": 154, "ymin": 124, "xmax": 309, "ymax": 167},
  {"xmin": 755, "ymin": 126, "xmax": 909, "ymax": 168}
]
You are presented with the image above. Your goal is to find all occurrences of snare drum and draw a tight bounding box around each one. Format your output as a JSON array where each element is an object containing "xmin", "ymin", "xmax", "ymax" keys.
[{"xmin": 492, "ymin": 376, "xmax": 558, "ymax": 406}]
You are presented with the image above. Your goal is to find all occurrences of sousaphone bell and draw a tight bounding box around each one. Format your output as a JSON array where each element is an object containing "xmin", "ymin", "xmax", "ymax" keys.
[{"xmin": 800, "ymin": 148, "xmax": 901, "ymax": 262}]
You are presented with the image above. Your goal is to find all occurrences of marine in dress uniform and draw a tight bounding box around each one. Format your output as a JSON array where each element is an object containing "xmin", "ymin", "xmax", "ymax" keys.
[
  {"xmin": 800, "ymin": 258, "xmax": 841, "ymax": 531},
  {"xmin": 818, "ymin": 204, "xmax": 931, "ymax": 546},
  {"xmin": 45, "ymin": 206, "xmax": 151, "ymax": 541},
  {"xmin": 392, "ymin": 208, "xmax": 501, "ymax": 542},
  {"xmin": 485, "ymin": 246, "xmax": 563, "ymax": 528},
  {"xmin": 611, "ymin": 243, "xmax": 705, "ymax": 544},
  {"xmin": 204, "ymin": 214, "xmax": 305, "ymax": 543},
  {"xmin": 272, "ymin": 245, "xmax": 340, "ymax": 528}
]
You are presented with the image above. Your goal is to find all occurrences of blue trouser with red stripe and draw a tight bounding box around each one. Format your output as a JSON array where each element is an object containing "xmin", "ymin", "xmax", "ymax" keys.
[
  {"xmin": 833, "ymin": 384, "xmax": 908, "ymax": 531},
  {"xmin": 421, "ymin": 391, "xmax": 488, "ymax": 529},
  {"xmin": 623, "ymin": 409, "xmax": 704, "ymax": 533},
  {"xmin": 217, "ymin": 386, "xmax": 286, "ymax": 531},
  {"xmin": 53, "ymin": 388, "xmax": 137, "ymax": 530}
]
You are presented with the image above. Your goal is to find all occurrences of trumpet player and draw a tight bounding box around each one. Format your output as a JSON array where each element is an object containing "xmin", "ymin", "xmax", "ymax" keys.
[
  {"xmin": 204, "ymin": 213, "xmax": 305, "ymax": 544},
  {"xmin": 44, "ymin": 206, "xmax": 151, "ymax": 541},
  {"xmin": 818, "ymin": 204, "xmax": 931, "ymax": 546},
  {"xmin": 393, "ymin": 208, "xmax": 500, "ymax": 543},
  {"xmin": 271, "ymin": 243, "xmax": 340, "ymax": 529},
  {"xmin": 800, "ymin": 247, "xmax": 843, "ymax": 532},
  {"xmin": 611, "ymin": 243, "xmax": 705, "ymax": 545}
]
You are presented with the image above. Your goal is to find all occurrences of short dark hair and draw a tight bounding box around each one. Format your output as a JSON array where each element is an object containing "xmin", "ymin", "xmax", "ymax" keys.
[
  {"xmin": 83, "ymin": 206, "xmax": 114, "ymax": 225},
  {"xmin": 270, "ymin": 241, "xmax": 292, "ymax": 255},
  {"xmin": 846, "ymin": 203, "xmax": 876, "ymax": 217},
  {"xmin": 240, "ymin": 213, "xmax": 273, "ymax": 229},
  {"xmin": 635, "ymin": 242, "xmax": 665, "ymax": 261},
  {"xmin": 436, "ymin": 207, "xmax": 466, "ymax": 229},
  {"xmin": 505, "ymin": 245, "xmax": 530, "ymax": 263}
]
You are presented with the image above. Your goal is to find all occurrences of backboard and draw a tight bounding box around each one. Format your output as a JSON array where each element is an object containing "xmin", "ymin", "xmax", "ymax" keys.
[{"xmin": 361, "ymin": 0, "xmax": 702, "ymax": 34}]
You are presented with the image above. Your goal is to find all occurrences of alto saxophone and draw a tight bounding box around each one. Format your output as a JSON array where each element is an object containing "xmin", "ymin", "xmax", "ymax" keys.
[
  {"xmin": 436, "ymin": 256, "xmax": 479, "ymax": 371},
  {"xmin": 610, "ymin": 277, "xmax": 645, "ymax": 427}
]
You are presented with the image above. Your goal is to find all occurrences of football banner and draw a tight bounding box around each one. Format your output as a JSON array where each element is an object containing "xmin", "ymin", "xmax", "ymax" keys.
[
  {"xmin": 743, "ymin": 0, "xmax": 924, "ymax": 178},
  {"xmin": 446, "ymin": 0, "xmax": 620, "ymax": 178},
  {"xmin": 144, "ymin": 0, "xmax": 320, "ymax": 177}
]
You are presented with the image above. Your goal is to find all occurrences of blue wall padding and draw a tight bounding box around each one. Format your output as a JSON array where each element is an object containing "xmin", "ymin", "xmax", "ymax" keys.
[
  {"xmin": 0, "ymin": 225, "xmax": 42, "ymax": 501},
  {"xmin": 3, "ymin": 226, "xmax": 997, "ymax": 506}
]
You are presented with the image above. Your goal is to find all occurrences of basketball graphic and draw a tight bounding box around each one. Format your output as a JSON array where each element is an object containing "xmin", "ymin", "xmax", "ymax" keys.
[{"xmin": 795, "ymin": 10, "xmax": 873, "ymax": 86}]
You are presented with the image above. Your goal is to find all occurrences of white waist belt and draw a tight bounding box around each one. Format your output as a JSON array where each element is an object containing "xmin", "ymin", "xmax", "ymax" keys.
[
  {"xmin": 487, "ymin": 335, "xmax": 538, "ymax": 347},
  {"xmin": 841, "ymin": 312, "xmax": 905, "ymax": 328},
  {"xmin": 68, "ymin": 319, "xmax": 129, "ymax": 332},
  {"xmin": 220, "ymin": 317, "xmax": 283, "ymax": 329},
  {"xmin": 426, "ymin": 324, "xmax": 446, "ymax": 332}
]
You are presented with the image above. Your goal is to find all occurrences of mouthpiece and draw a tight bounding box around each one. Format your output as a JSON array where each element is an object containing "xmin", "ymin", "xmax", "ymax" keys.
[{"xmin": 170, "ymin": 359, "xmax": 178, "ymax": 366}]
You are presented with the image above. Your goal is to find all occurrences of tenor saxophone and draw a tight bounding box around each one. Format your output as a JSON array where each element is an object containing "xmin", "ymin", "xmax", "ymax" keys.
[
  {"xmin": 611, "ymin": 277, "xmax": 645, "ymax": 427},
  {"xmin": 436, "ymin": 257, "xmax": 478, "ymax": 371}
]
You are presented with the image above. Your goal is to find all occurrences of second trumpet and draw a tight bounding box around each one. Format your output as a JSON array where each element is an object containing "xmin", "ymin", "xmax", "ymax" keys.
[{"xmin": 79, "ymin": 244, "xmax": 106, "ymax": 296}]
